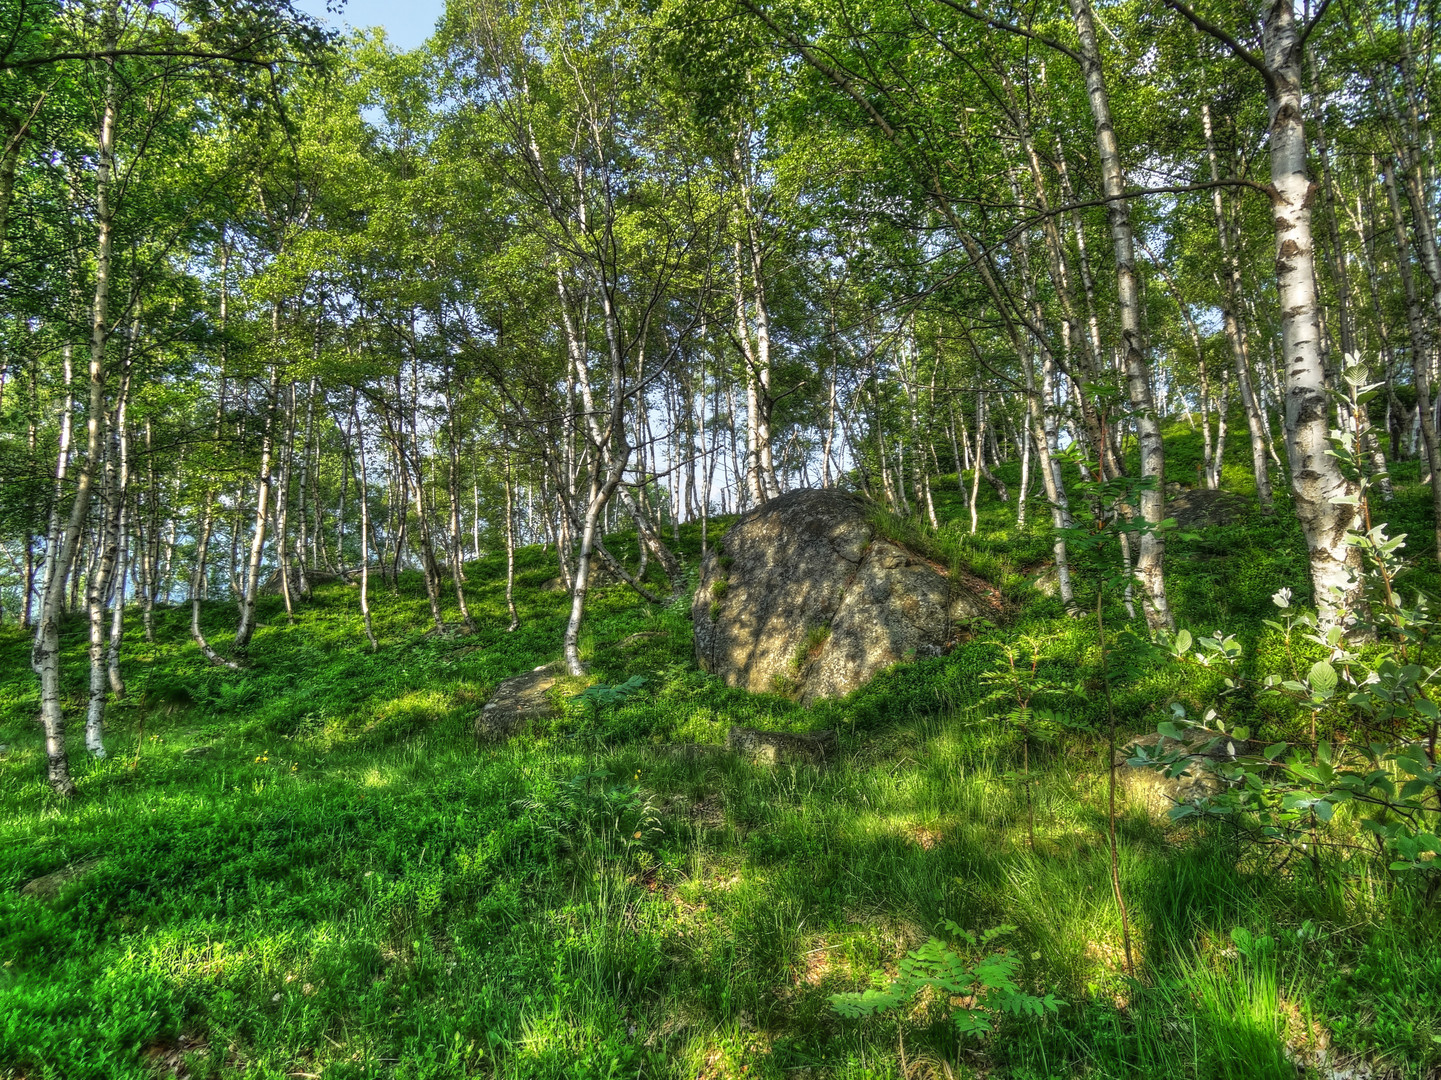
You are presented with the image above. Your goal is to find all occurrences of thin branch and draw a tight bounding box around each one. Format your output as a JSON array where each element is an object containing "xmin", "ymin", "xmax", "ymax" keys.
[
  {"xmin": 1162, "ymin": 0, "xmax": 1276, "ymax": 91},
  {"xmin": 926, "ymin": 0, "xmax": 1085, "ymax": 65},
  {"xmin": 2, "ymin": 47, "xmax": 282, "ymax": 71}
]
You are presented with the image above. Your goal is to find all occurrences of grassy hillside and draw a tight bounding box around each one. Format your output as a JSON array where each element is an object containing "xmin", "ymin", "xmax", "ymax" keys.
[{"xmin": 2, "ymin": 422, "xmax": 1440, "ymax": 1080}]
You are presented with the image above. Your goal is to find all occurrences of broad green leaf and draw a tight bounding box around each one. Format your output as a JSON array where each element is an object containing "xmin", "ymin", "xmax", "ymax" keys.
[{"xmin": 1308, "ymin": 660, "xmax": 1337, "ymax": 693}]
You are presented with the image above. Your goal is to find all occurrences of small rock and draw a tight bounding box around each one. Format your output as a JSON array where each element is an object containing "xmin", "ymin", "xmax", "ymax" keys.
[
  {"xmin": 0, "ymin": 744, "xmax": 9, "ymax": 758},
  {"xmin": 1165, "ymin": 488, "xmax": 1253, "ymax": 529},
  {"xmin": 20, "ymin": 859, "xmax": 101, "ymax": 902},
  {"xmin": 1117, "ymin": 729, "xmax": 1249, "ymax": 816},
  {"xmin": 1031, "ymin": 565, "xmax": 1060, "ymax": 598},
  {"xmin": 184, "ymin": 746, "xmax": 214, "ymax": 757},
  {"xmin": 726, "ymin": 725, "xmax": 838, "ymax": 766},
  {"xmin": 476, "ymin": 662, "xmax": 566, "ymax": 742},
  {"xmin": 661, "ymin": 742, "xmax": 725, "ymax": 763}
]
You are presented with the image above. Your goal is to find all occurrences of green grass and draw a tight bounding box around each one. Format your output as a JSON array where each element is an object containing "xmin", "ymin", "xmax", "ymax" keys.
[{"xmin": 2, "ymin": 421, "xmax": 1440, "ymax": 1078}]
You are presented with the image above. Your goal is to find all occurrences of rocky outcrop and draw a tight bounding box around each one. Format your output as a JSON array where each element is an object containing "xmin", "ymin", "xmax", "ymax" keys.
[
  {"xmin": 260, "ymin": 568, "xmax": 342, "ymax": 594},
  {"xmin": 476, "ymin": 663, "xmax": 565, "ymax": 741},
  {"xmin": 693, "ymin": 489, "xmax": 1003, "ymax": 702},
  {"xmin": 20, "ymin": 859, "xmax": 100, "ymax": 902}
]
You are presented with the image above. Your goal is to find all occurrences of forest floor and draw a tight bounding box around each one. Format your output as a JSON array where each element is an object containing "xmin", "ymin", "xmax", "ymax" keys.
[{"xmin": 3, "ymin": 422, "xmax": 1441, "ymax": 1080}]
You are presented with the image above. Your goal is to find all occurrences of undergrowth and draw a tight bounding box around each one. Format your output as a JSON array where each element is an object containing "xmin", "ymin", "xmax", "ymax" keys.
[{"xmin": 1, "ymin": 419, "xmax": 1438, "ymax": 1079}]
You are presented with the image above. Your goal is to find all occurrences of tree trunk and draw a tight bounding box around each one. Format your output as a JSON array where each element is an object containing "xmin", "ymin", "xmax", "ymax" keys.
[
  {"xmin": 275, "ymin": 381, "xmax": 296, "ymax": 624},
  {"xmin": 32, "ymin": 40, "xmax": 118, "ymax": 795},
  {"xmin": 1070, "ymin": 0, "xmax": 1171, "ymax": 632},
  {"xmin": 1384, "ymin": 160, "xmax": 1441, "ymax": 560},
  {"xmin": 1263, "ymin": 0, "xmax": 1364, "ymax": 630},
  {"xmin": 86, "ymin": 379, "xmax": 127, "ymax": 759},
  {"xmin": 235, "ymin": 363, "xmax": 279, "ymax": 654},
  {"xmin": 505, "ymin": 448, "xmax": 519, "ymax": 632},
  {"xmin": 351, "ymin": 400, "xmax": 378, "ymax": 651}
]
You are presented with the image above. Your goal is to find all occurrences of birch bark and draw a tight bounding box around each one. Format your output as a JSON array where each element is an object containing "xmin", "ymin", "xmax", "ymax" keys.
[
  {"xmin": 1263, "ymin": 0, "xmax": 1364, "ymax": 628},
  {"xmin": 32, "ymin": 28, "xmax": 118, "ymax": 794},
  {"xmin": 1069, "ymin": 0, "xmax": 1172, "ymax": 632}
]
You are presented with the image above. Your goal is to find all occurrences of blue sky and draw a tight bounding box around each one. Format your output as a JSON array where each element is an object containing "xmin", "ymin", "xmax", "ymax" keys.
[{"xmin": 295, "ymin": 0, "xmax": 447, "ymax": 52}]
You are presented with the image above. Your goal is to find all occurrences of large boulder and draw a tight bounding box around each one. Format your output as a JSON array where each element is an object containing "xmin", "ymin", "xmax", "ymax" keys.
[{"xmin": 693, "ymin": 489, "xmax": 1004, "ymax": 702}]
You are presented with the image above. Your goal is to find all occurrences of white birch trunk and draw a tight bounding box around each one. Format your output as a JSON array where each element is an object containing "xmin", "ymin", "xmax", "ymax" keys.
[
  {"xmin": 235, "ymin": 364, "xmax": 279, "ymax": 654},
  {"xmin": 1263, "ymin": 0, "xmax": 1364, "ymax": 630},
  {"xmin": 1070, "ymin": 0, "xmax": 1172, "ymax": 632},
  {"xmin": 33, "ymin": 39, "xmax": 117, "ymax": 793}
]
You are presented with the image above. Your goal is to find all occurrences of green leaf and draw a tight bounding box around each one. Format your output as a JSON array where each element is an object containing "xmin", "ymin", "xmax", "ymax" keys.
[
  {"xmin": 1308, "ymin": 660, "xmax": 1337, "ymax": 693},
  {"xmin": 1173, "ymin": 629, "xmax": 1192, "ymax": 654},
  {"xmin": 828, "ymin": 987, "xmax": 906, "ymax": 1017}
]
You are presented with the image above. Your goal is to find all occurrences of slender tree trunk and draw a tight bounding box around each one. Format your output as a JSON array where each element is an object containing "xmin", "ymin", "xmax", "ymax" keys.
[
  {"xmin": 505, "ymin": 448, "xmax": 519, "ymax": 632},
  {"xmin": 969, "ymin": 396, "xmax": 984, "ymax": 534},
  {"xmin": 443, "ymin": 375, "xmax": 476, "ymax": 632},
  {"xmin": 564, "ymin": 448, "xmax": 629, "ymax": 676},
  {"xmin": 1017, "ymin": 410, "xmax": 1031, "ymax": 527},
  {"xmin": 1384, "ymin": 161, "xmax": 1441, "ymax": 559},
  {"xmin": 1070, "ymin": 0, "xmax": 1171, "ymax": 632},
  {"xmin": 297, "ymin": 375, "xmax": 317, "ymax": 592},
  {"xmin": 86, "ymin": 378, "xmax": 128, "ymax": 759},
  {"xmin": 275, "ymin": 382, "xmax": 296, "ymax": 624},
  {"xmin": 235, "ymin": 363, "xmax": 279, "ymax": 654},
  {"xmin": 191, "ymin": 503, "xmax": 241, "ymax": 670},
  {"xmin": 1263, "ymin": 0, "xmax": 1364, "ymax": 630},
  {"xmin": 351, "ymin": 400, "xmax": 378, "ymax": 651},
  {"xmin": 105, "ymin": 402, "xmax": 131, "ymax": 697},
  {"xmin": 32, "ymin": 43, "xmax": 118, "ymax": 794}
]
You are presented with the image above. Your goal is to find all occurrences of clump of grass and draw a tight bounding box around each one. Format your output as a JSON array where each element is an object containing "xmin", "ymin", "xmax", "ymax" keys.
[{"xmin": 790, "ymin": 623, "xmax": 831, "ymax": 673}]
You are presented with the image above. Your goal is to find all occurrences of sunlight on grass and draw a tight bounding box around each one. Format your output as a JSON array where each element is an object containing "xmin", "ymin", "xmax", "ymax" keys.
[{"xmin": 3, "ymin": 463, "xmax": 1441, "ymax": 1077}]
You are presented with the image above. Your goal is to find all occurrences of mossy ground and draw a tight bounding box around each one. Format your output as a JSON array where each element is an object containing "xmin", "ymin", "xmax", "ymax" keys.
[{"xmin": 3, "ymin": 418, "xmax": 1440, "ymax": 1079}]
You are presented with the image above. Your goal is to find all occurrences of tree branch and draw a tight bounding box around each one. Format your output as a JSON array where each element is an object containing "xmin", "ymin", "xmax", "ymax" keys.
[
  {"xmin": 925, "ymin": 0, "xmax": 1085, "ymax": 66},
  {"xmin": 2, "ymin": 47, "xmax": 281, "ymax": 72},
  {"xmin": 1162, "ymin": 0, "xmax": 1276, "ymax": 91}
]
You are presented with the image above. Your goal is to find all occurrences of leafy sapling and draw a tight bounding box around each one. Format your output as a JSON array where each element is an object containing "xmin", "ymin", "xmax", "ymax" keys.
[
  {"xmin": 1137, "ymin": 406, "xmax": 1441, "ymax": 894},
  {"xmin": 979, "ymin": 634, "xmax": 1084, "ymax": 850},
  {"xmin": 830, "ymin": 922, "xmax": 1062, "ymax": 1039},
  {"xmin": 571, "ymin": 674, "xmax": 647, "ymax": 724}
]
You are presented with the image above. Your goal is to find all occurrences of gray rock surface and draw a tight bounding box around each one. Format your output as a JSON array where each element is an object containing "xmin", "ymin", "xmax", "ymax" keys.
[
  {"xmin": 20, "ymin": 859, "xmax": 100, "ymax": 902},
  {"xmin": 476, "ymin": 662, "xmax": 565, "ymax": 741},
  {"xmin": 694, "ymin": 489, "xmax": 1003, "ymax": 702},
  {"xmin": 1031, "ymin": 564, "xmax": 1060, "ymax": 597},
  {"xmin": 1117, "ymin": 729, "xmax": 1249, "ymax": 816},
  {"xmin": 726, "ymin": 725, "xmax": 838, "ymax": 765},
  {"xmin": 1165, "ymin": 487, "xmax": 1252, "ymax": 529}
]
